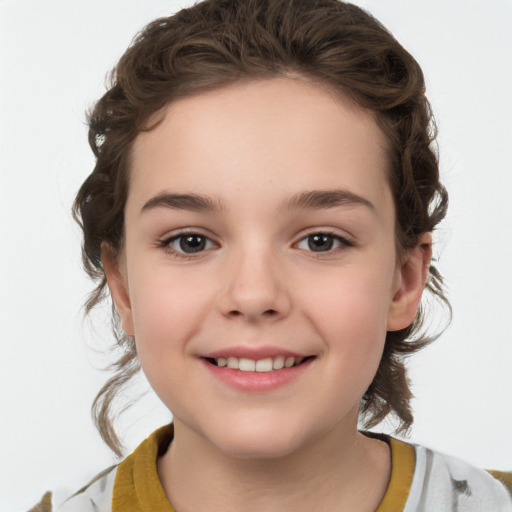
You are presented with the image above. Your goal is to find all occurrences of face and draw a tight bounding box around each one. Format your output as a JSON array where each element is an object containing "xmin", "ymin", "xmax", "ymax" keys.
[{"xmin": 105, "ymin": 78, "xmax": 427, "ymax": 459}]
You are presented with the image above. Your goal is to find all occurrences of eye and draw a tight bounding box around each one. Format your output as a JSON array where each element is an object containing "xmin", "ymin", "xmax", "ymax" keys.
[
  {"xmin": 165, "ymin": 233, "xmax": 216, "ymax": 254},
  {"xmin": 296, "ymin": 233, "xmax": 352, "ymax": 253}
]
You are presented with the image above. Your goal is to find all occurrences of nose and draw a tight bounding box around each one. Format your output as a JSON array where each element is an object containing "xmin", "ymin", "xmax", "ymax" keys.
[{"xmin": 218, "ymin": 245, "xmax": 291, "ymax": 322}]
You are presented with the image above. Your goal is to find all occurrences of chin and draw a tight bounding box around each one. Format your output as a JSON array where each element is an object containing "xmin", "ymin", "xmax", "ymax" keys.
[{"xmin": 206, "ymin": 415, "xmax": 311, "ymax": 460}]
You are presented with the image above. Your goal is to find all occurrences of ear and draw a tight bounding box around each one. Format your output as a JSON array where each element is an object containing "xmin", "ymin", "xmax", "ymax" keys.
[
  {"xmin": 101, "ymin": 243, "xmax": 135, "ymax": 336},
  {"xmin": 387, "ymin": 233, "xmax": 432, "ymax": 331}
]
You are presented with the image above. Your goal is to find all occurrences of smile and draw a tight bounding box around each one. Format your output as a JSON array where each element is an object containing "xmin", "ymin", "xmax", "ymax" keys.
[
  {"xmin": 207, "ymin": 356, "xmax": 308, "ymax": 372},
  {"xmin": 201, "ymin": 348, "xmax": 315, "ymax": 392}
]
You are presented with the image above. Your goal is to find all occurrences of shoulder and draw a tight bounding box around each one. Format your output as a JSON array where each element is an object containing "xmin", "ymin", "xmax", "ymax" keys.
[
  {"xmin": 489, "ymin": 470, "xmax": 512, "ymax": 495},
  {"xmin": 56, "ymin": 465, "xmax": 117, "ymax": 512},
  {"xmin": 34, "ymin": 425, "xmax": 174, "ymax": 512},
  {"xmin": 404, "ymin": 442, "xmax": 512, "ymax": 512}
]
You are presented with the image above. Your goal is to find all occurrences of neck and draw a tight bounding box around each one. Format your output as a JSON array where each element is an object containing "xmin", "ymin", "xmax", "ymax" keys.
[{"xmin": 157, "ymin": 415, "xmax": 391, "ymax": 512}]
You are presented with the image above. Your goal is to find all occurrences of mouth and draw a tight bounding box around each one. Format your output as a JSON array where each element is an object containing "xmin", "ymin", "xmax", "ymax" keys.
[{"xmin": 204, "ymin": 355, "xmax": 315, "ymax": 372}]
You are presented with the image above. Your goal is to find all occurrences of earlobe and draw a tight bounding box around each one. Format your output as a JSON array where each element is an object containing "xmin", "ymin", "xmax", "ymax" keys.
[
  {"xmin": 387, "ymin": 233, "xmax": 432, "ymax": 332},
  {"xmin": 101, "ymin": 243, "xmax": 135, "ymax": 336}
]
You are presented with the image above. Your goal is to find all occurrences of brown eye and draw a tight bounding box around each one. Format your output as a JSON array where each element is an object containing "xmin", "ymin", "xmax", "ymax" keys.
[
  {"xmin": 296, "ymin": 232, "xmax": 352, "ymax": 253},
  {"xmin": 308, "ymin": 234, "xmax": 335, "ymax": 252},
  {"xmin": 179, "ymin": 235, "xmax": 206, "ymax": 253},
  {"xmin": 165, "ymin": 233, "xmax": 215, "ymax": 254}
]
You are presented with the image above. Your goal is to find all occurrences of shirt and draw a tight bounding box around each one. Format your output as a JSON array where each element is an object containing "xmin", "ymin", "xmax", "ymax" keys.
[{"xmin": 34, "ymin": 424, "xmax": 512, "ymax": 512}]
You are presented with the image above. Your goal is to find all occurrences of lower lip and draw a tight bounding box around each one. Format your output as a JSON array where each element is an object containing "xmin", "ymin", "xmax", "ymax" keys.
[{"xmin": 202, "ymin": 358, "xmax": 314, "ymax": 392}]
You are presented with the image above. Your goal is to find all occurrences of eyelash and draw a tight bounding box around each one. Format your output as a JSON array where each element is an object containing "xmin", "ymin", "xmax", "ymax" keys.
[
  {"xmin": 158, "ymin": 230, "xmax": 354, "ymax": 259},
  {"xmin": 159, "ymin": 232, "xmax": 217, "ymax": 259},
  {"xmin": 295, "ymin": 231, "xmax": 354, "ymax": 254}
]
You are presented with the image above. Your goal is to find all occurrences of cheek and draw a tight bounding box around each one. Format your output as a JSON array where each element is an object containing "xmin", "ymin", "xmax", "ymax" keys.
[
  {"xmin": 127, "ymin": 269, "xmax": 210, "ymax": 402},
  {"xmin": 128, "ymin": 268, "xmax": 210, "ymax": 358},
  {"xmin": 298, "ymin": 267, "xmax": 394, "ymax": 333},
  {"xmin": 294, "ymin": 260, "xmax": 395, "ymax": 381}
]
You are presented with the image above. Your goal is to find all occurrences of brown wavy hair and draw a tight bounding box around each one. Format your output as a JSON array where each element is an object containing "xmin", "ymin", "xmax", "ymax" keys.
[{"xmin": 73, "ymin": 0, "xmax": 450, "ymax": 456}]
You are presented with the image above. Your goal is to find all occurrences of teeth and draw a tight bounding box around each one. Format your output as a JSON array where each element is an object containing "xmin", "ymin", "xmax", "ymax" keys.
[
  {"xmin": 213, "ymin": 355, "xmax": 307, "ymax": 372},
  {"xmin": 273, "ymin": 356, "xmax": 285, "ymax": 370},
  {"xmin": 239, "ymin": 358, "xmax": 256, "ymax": 372},
  {"xmin": 284, "ymin": 356, "xmax": 295, "ymax": 368},
  {"xmin": 255, "ymin": 358, "xmax": 273, "ymax": 372}
]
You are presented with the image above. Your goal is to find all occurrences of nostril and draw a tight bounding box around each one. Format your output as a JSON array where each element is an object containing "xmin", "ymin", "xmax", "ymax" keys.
[{"xmin": 226, "ymin": 308, "xmax": 280, "ymax": 319}]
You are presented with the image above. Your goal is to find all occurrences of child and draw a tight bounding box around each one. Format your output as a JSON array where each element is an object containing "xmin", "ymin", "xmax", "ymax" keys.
[{"xmin": 30, "ymin": 0, "xmax": 512, "ymax": 510}]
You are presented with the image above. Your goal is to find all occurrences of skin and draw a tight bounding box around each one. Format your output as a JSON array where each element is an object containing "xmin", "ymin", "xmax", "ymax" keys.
[{"xmin": 104, "ymin": 77, "xmax": 431, "ymax": 512}]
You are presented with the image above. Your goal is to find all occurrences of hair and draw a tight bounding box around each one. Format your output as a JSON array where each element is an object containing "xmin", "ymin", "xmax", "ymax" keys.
[{"xmin": 73, "ymin": 0, "xmax": 449, "ymax": 457}]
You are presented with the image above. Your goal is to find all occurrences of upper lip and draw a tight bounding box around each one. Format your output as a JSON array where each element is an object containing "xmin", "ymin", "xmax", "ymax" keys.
[{"xmin": 201, "ymin": 346, "xmax": 311, "ymax": 360}]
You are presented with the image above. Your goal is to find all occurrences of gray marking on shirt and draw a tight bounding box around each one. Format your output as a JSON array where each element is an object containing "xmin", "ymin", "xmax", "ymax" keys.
[{"xmin": 451, "ymin": 476, "xmax": 472, "ymax": 510}]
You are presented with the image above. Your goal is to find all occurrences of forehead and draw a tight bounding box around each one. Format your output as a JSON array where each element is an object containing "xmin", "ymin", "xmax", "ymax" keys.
[{"xmin": 128, "ymin": 78, "xmax": 391, "ymax": 215}]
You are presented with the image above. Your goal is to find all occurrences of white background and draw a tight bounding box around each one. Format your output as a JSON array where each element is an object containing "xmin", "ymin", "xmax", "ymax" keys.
[{"xmin": 1, "ymin": 1, "xmax": 511, "ymax": 510}]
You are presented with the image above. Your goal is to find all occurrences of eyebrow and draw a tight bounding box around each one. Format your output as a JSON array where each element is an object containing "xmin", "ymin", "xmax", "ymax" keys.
[
  {"xmin": 284, "ymin": 190, "xmax": 375, "ymax": 212},
  {"xmin": 140, "ymin": 189, "xmax": 375, "ymax": 216},
  {"xmin": 141, "ymin": 193, "xmax": 226, "ymax": 215}
]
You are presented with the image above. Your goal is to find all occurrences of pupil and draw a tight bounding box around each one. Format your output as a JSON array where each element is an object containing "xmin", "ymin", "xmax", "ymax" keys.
[
  {"xmin": 308, "ymin": 234, "xmax": 333, "ymax": 252},
  {"xmin": 180, "ymin": 235, "xmax": 205, "ymax": 253}
]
